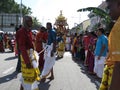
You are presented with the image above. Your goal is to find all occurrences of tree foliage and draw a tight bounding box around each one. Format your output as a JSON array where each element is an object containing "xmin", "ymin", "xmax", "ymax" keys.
[
  {"xmin": 77, "ymin": 7, "xmax": 111, "ymax": 24},
  {"xmin": 0, "ymin": 0, "xmax": 32, "ymax": 15},
  {"xmin": 77, "ymin": 7, "xmax": 113, "ymax": 32},
  {"xmin": 32, "ymin": 17, "xmax": 42, "ymax": 29},
  {"xmin": 0, "ymin": 0, "xmax": 41, "ymax": 28}
]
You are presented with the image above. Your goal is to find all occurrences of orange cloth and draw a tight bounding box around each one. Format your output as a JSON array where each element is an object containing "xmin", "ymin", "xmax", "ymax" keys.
[
  {"xmin": 72, "ymin": 37, "xmax": 77, "ymax": 53},
  {"xmin": 106, "ymin": 17, "xmax": 120, "ymax": 65}
]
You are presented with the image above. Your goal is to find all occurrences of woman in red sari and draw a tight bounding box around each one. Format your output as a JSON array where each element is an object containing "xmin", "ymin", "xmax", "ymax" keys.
[{"xmin": 87, "ymin": 31, "xmax": 97, "ymax": 74}]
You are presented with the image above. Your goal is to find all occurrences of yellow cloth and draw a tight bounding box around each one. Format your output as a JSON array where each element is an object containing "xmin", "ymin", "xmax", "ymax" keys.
[
  {"xmin": 72, "ymin": 37, "xmax": 77, "ymax": 53},
  {"xmin": 57, "ymin": 42, "xmax": 65, "ymax": 51},
  {"xmin": 21, "ymin": 56, "xmax": 36, "ymax": 84},
  {"xmin": 99, "ymin": 65, "xmax": 114, "ymax": 90},
  {"xmin": 20, "ymin": 50, "xmax": 40, "ymax": 84},
  {"xmin": 57, "ymin": 42, "xmax": 65, "ymax": 57},
  {"xmin": 107, "ymin": 17, "xmax": 120, "ymax": 63}
]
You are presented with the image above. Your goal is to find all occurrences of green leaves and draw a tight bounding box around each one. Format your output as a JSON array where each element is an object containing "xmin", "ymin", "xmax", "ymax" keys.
[
  {"xmin": 32, "ymin": 17, "xmax": 41, "ymax": 29},
  {"xmin": 0, "ymin": 0, "xmax": 32, "ymax": 15},
  {"xmin": 77, "ymin": 7, "xmax": 111, "ymax": 23}
]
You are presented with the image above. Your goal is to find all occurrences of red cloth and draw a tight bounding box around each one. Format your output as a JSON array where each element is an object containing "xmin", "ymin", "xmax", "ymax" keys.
[
  {"xmin": 36, "ymin": 32, "xmax": 44, "ymax": 52},
  {"xmin": 4, "ymin": 34, "xmax": 7, "ymax": 42},
  {"xmin": 35, "ymin": 31, "xmax": 48, "ymax": 52},
  {"xmin": 83, "ymin": 35, "xmax": 90, "ymax": 50},
  {"xmin": 16, "ymin": 27, "xmax": 34, "ymax": 64},
  {"xmin": 0, "ymin": 41, "xmax": 4, "ymax": 52},
  {"xmin": 35, "ymin": 31, "xmax": 48, "ymax": 71}
]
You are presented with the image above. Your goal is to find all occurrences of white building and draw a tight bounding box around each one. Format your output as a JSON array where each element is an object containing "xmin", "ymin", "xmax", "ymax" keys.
[{"xmin": 70, "ymin": 19, "xmax": 90, "ymax": 35}]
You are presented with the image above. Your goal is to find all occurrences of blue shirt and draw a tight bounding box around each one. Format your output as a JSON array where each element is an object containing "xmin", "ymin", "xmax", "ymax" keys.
[
  {"xmin": 94, "ymin": 34, "xmax": 108, "ymax": 56},
  {"xmin": 47, "ymin": 29, "xmax": 56, "ymax": 45},
  {"xmin": 57, "ymin": 36, "xmax": 63, "ymax": 43}
]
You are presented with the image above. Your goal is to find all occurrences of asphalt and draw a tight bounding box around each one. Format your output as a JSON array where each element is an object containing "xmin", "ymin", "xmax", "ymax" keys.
[{"xmin": 0, "ymin": 50, "xmax": 100, "ymax": 90}]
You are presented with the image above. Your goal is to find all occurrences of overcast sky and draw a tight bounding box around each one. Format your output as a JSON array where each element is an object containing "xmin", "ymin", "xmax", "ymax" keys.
[{"xmin": 15, "ymin": 0, "xmax": 105, "ymax": 28}]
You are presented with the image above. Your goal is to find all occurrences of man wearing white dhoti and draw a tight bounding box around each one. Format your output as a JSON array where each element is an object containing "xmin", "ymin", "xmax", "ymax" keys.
[
  {"xmin": 41, "ymin": 22, "xmax": 56, "ymax": 81},
  {"xmin": 65, "ymin": 34, "xmax": 71, "ymax": 51},
  {"xmin": 17, "ymin": 16, "xmax": 40, "ymax": 90},
  {"xmin": 94, "ymin": 28, "xmax": 108, "ymax": 78}
]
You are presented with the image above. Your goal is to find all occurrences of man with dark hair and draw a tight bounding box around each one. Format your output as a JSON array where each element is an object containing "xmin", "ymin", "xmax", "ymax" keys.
[
  {"xmin": 94, "ymin": 28, "xmax": 108, "ymax": 79},
  {"xmin": 40, "ymin": 22, "xmax": 56, "ymax": 81},
  {"xmin": 17, "ymin": 16, "xmax": 40, "ymax": 90},
  {"xmin": 98, "ymin": 28, "xmax": 105, "ymax": 34},
  {"xmin": 99, "ymin": 0, "xmax": 120, "ymax": 90}
]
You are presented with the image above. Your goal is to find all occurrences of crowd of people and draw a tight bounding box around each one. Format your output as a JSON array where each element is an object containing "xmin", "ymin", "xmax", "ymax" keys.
[
  {"xmin": 0, "ymin": 31, "xmax": 16, "ymax": 53},
  {"xmin": 71, "ymin": 28, "xmax": 108, "ymax": 79},
  {"xmin": 0, "ymin": 0, "xmax": 120, "ymax": 90},
  {"xmin": 70, "ymin": 0, "xmax": 120, "ymax": 89}
]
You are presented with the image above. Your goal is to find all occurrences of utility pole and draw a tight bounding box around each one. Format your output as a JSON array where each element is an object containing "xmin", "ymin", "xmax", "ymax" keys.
[{"xmin": 20, "ymin": 0, "xmax": 22, "ymax": 24}]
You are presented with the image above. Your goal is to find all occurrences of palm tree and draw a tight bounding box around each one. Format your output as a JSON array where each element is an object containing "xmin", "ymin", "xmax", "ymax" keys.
[
  {"xmin": 77, "ymin": 7, "xmax": 112, "ymax": 31},
  {"xmin": 77, "ymin": 7, "xmax": 111, "ymax": 24}
]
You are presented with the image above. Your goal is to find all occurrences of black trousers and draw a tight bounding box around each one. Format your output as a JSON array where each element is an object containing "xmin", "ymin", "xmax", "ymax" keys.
[{"xmin": 15, "ymin": 52, "xmax": 21, "ymax": 73}]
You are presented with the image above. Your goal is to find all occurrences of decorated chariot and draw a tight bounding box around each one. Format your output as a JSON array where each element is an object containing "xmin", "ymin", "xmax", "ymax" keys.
[{"xmin": 54, "ymin": 11, "xmax": 69, "ymax": 58}]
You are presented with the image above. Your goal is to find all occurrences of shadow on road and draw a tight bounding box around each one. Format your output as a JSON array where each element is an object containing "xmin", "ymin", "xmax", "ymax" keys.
[
  {"xmin": 56, "ymin": 56, "xmax": 63, "ymax": 61},
  {"xmin": 0, "ymin": 71, "xmax": 18, "ymax": 84},
  {"xmin": 72, "ymin": 59, "xmax": 100, "ymax": 90},
  {"xmin": 5, "ymin": 56, "xmax": 17, "ymax": 61},
  {"xmin": 39, "ymin": 80, "xmax": 51, "ymax": 90}
]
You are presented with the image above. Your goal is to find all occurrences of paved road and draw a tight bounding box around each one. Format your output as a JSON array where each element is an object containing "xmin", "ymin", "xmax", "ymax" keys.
[
  {"xmin": 0, "ymin": 49, "xmax": 20, "ymax": 90},
  {"xmin": 0, "ymin": 49, "xmax": 100, "ymax": 90}
]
